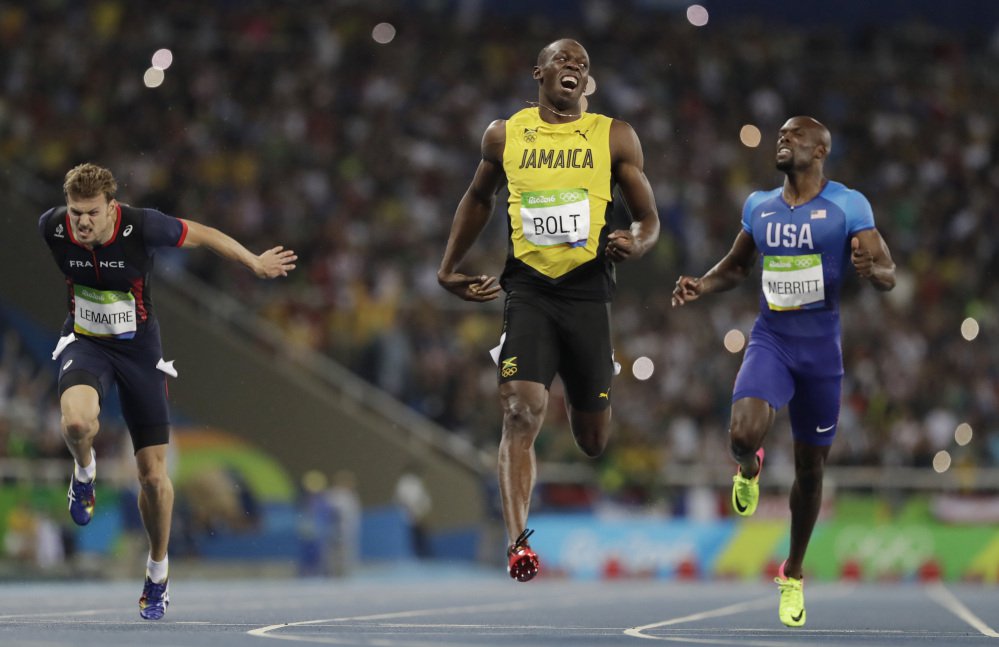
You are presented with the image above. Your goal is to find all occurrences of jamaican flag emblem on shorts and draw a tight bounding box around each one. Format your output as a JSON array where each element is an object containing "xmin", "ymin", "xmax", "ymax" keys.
[{"xmin": 500, "ymin": 356, "xmax": 518, "ymax": 378}]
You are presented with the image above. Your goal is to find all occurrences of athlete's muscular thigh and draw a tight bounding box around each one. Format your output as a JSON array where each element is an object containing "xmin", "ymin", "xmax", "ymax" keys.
[
  {"xmin": 497, "ymin": 292, "xmax": 560, "ymax": 389},
  {"xmin": 557, "ymin": 300, "xmax": 613, "ymax": 412},
  {"xmin": 57, "ymin": 339, "xmax": 113, "ymax": 440},
  {"xmin": 112, "ymin": 338, "xmax": 172, "ymax": 451}
]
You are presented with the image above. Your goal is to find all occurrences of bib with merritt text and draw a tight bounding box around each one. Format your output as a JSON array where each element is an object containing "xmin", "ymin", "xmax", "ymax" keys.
[{"xmin": 762, "ymin": 254, "xmax": 825, "ymax": 311}]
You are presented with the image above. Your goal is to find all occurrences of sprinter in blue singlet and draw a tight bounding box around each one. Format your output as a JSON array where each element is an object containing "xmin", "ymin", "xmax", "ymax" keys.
[{"xmin": 671, "ymin": 116, "xmax": 896, "ymax": 627}]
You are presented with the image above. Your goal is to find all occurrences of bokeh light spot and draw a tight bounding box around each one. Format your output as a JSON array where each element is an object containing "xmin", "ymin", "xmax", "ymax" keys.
[
  {"xmin": 961, "ymin": 317, "xmax": 979, "ymax": 341},
  {"xmin": 151, "ymin": 48, "xmax": 173, "ymax": 70},
  {"xmin": 372, "ymin": 22, "xmax": 396, "ymax": 44},
  {"xmin": 955, "ymin": 423, "xmax": 973, "ymax": 446},
  {"xmin": 687, "ymin": 4, "xmax": 709, "ymax": 27},
  {"xmin": 143, "ymin": 67, "xmax": 165, "ymax": 88},
  {"xmin": 740, "ymin": 124, "xmax": 762, "ymax": 147},
  {"xmin": 632, "ymin": 356, "xmax": 655, "ymax": 381},
  {"xmin": 723, "ymin": 329, "xmax": 746, "ymax": 353},
  {"xmin": 933, "ymin": 450, "xmax": 952, "ymax": 473}
]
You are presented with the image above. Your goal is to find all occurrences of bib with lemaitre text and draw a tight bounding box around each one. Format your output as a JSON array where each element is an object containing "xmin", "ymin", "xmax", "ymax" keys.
[
  {"xmin": 762, "ymin": 254, "xmax": 825, "ymax": 311},
  {"xmin": 73, "ymin": 285, "xmax": 137, "ymax": 339}
]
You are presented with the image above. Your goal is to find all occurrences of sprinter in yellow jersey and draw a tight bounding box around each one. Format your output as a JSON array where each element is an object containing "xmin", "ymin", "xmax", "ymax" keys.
[{"xmin": 438, "ymin": 38, "xmax": 659, "ymax": 582}]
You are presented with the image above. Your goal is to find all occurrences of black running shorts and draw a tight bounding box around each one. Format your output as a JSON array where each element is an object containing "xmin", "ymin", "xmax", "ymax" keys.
[{"xmin": 497, "ymin": 290, "xmax": 614, "ymax": 412}]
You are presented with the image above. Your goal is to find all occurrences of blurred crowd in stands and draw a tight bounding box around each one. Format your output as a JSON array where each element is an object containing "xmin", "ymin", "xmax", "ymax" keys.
[
  {"xmin": 0, "ymin": 327, "xmax": 129, "ymax": 463},
  {"xmin": 0, "ymin": 330, "xmax": 62, "ymax": 461},
  {"xmin": 2, "ymin": 1, "xmax": 998, "ymax": 501}
]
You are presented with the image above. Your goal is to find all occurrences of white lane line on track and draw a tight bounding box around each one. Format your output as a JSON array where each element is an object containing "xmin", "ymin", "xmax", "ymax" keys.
[
  {"xmin": 624, "ymin": 596, "xmax": 774, "ymax": 640},
  {"xmin": 624, "ymin": 588, "xmax": 858, "ymax": 645},
  {"xmin": 926, "ymin": 583, "xmax": 999, "ymax": 638},
  {"xmin": 247, "ymin": 597, "xmax": 571, "ymax": 644}
]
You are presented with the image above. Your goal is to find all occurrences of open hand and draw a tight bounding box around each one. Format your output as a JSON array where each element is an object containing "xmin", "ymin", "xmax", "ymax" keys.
[{"xmin": 256, "ymin": 246, "xmax": 297, "ymax": 278}]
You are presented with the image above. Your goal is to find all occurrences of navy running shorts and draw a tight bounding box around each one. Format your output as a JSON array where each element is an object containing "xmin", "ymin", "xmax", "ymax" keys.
[{"xmin": 57, "ymin": 321, "xmax": 170, "ymax": 452}]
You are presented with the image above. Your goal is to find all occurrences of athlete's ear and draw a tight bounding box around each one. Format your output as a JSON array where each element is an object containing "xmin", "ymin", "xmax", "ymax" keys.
[{"xmin": 532, "ymin": 66, "xmax": 542, "ymax": 82}]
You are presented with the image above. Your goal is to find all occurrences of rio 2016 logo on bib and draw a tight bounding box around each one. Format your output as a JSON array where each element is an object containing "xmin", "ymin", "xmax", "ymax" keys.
[
  {"xmin": 73, "ymin": 285, "xmax": 138, "ymax": 339},
  {"xmin": 762, "ymin": 254, "xmax": 825, "ymax": 311},
  {"xmin": 520, "ymin": 188, "xmax": 590, "ymax": 248}
]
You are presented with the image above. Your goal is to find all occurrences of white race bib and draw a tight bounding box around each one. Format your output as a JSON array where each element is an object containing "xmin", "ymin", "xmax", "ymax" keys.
[
  {"xmin": 520, "ymin": 188, "xmax": 590, "ymax": 247},
  {"xmin": 73, "ymin": 285, "xmax": 137, "ymax": 339},
  {"xmin": 762, "ymin": 254, "xmax": 825, "ymax": 311}
]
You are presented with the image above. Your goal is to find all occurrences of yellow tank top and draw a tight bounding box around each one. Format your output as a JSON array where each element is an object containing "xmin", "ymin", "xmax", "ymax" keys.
[{"xmin": 503, "ymin": 107, "xmax": 613, "ymax": 280}]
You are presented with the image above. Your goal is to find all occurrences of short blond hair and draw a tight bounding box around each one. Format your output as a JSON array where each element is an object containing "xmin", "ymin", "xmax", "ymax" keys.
[{"xmin": 64, "ymin": 163, "xmax": 117, "ymax": 201}]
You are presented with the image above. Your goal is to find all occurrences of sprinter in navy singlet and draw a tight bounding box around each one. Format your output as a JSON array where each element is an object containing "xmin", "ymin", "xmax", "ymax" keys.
[
  {"xmin": 671, "ymin": 117, "xmax": 896, "ymax": 627},
  {"xmin": 41, "ymin": 163, "xmax": 297, "ymax": 619}
]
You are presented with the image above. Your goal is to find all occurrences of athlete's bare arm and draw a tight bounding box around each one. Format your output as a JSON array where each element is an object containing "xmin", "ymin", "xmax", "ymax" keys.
[
  {"xmin": 851, "ymin": 228, "xmax": 895, "ymax": 291},
  {"xmin": 606, "ymin": 119, "xmax": 660, "ymax": 263},
  {"xmin": 672, "ymin": 230, "xmax": 758, "ymax": 307},
  {"xmin": 181, "ymin": 220, "xmax": 297, "ymax": 279},
  {"xmin": 437, "ymin": 119, "xmax": 507, "ymax": 302}
]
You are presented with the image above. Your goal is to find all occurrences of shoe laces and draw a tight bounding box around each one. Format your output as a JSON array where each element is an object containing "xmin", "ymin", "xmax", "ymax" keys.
[
  {"xmin": 70, "ymin": 478, "xmax": 94, "ymax": 502},
  {"xmin": 775, "ymin": 574, "xmax": 803, "ymax": 594},
  {"xmin": 508, "ymin": 528, "xmax": 534, "ymax": 555},
  {"xmin": 142, "ymin": 579, "xmax": 168, "ymax": 603}
]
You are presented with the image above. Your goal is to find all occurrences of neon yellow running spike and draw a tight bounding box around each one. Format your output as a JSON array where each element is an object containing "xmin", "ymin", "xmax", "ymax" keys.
[
  {"xmin": 775, "ymin": 560, "xmax": 806, "ymax": 627},
  {"xmin": 731, "ymin": 448, "xmax": 764, "ymax": 516}
]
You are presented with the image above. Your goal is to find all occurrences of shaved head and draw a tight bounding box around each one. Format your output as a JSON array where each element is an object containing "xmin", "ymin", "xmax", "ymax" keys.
[
  {"xmin": 776, "ymin": 115, "xmax": 833, "ymax": 174},
  {"xmin": 790, "ymin": 116, "xmax": 831, "ymax": 155},
  {"xmin": 537, "ymin": 38, "xmax": 586, "ymax": 66}
]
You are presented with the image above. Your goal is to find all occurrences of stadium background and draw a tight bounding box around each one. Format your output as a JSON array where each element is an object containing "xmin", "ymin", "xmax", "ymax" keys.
[{"xmin": 1, "ymin": 0, "xmax": 998, "ymax": 583}]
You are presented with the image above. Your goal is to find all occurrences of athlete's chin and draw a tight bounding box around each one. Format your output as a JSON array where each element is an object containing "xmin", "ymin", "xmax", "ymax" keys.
[
  {"xmin": 554, "ymin": 86, "xmax": 579, "ymax": 102},
  {"xmin": 775, "ymin": 159, "xmax": 792, "ymax": 173}
]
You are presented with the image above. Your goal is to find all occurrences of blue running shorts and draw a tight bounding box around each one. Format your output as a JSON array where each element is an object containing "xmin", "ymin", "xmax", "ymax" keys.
[{"xmin": 732, "ymin": 321, "xmax": 842, "ymax": 446}]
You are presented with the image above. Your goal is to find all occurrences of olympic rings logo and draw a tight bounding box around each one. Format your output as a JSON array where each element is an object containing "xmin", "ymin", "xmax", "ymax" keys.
[
  {"xmin": 501, "ymin": 357, "xmax": 518, "ymax": 378},
  {"xmin": 560, "ymin": 190, "xmax": 585, "ymax": 202},
  {"xmin": 793, "ymin": 257, "xmax": 817, "ymax": 268}
]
